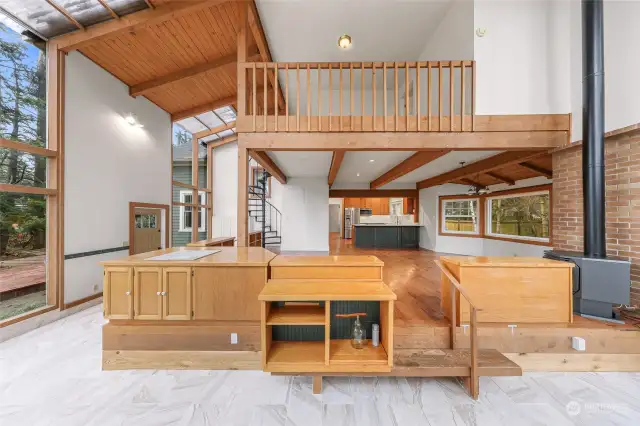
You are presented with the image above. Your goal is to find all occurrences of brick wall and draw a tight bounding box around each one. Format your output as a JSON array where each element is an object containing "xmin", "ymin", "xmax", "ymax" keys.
[{"xmin": 552, "ymin": 131, "xmax": 640, "ymax": 308}]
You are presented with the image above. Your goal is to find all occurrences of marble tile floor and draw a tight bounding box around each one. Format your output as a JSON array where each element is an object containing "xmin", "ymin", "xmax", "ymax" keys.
[{"xmin": 1, "ymin": 305, "xmax": 639, "ymax": 426}]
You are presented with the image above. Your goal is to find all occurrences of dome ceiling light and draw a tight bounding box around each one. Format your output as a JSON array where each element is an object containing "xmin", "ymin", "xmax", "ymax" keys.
[{"xmin": 338, "ymin": 34, "xmax": 352, "ymax": 49}]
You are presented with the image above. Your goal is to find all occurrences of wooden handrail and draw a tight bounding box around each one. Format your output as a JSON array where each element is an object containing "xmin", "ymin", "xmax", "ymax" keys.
[
  {"xmin": 237, "ymin": 60, "xmax": 475, "ymax": 133},
  {"xmin": 434, "ymin": 260, "xmax": 481, "ymax": 310}
]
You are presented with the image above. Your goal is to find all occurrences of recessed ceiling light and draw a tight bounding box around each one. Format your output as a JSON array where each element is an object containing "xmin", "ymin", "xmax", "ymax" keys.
[
  {"xmin": 369, "ymin": 159, "xmax": 375, "ymax": 162},
  {"xmin": 338, "ymin": 34, "xmax": 352, "ymax": 49},
  {"xmin": 356, "ymin": 173, "xmax": 360, "ymax": 177}
]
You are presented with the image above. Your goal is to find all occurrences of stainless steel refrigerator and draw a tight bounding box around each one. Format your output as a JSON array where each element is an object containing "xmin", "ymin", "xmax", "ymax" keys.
[{"xmin": 344, "ymin": 207, "xmax": 360, "ymax": 239}]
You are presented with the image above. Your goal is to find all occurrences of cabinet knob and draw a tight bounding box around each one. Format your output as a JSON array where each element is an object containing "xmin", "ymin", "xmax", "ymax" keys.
[
  {"xmin": 156, "ymin": 291, "xmax": 161, "ymax": 296},
  {"xmin": 161, "ymin": 291, "xmax": 167, "ymax": 296},
  {"xmin": 125, "ymin": 291, "xmax": 130, "ymax": 296}
]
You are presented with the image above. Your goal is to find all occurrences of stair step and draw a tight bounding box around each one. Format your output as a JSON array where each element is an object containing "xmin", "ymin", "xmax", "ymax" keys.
[{"xmin": 391, "ymin": 349, "xmax": 522, "ymax": 377}]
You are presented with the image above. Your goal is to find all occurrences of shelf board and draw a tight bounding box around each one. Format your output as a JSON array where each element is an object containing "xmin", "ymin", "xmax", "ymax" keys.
[
  {"xmin": 267, "ymin": 341, "xmax": 325, "ymax": 367},
  {"xmin": 266, "ymin": 305, "xmax": 326, "ymax": 325},
  {"xmin": 329, "ymin": 339, "xmax": 388, "ymax": 365}
]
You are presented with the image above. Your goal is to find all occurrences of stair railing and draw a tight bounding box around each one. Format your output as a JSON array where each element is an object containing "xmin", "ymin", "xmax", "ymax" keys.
[
  {"xmin": 248, "ymin": 174, "xmax": 282, "ymax": 247},
  {"xmin": 434, "ymin": 260, "xmax": 482, "ymax": 400}
]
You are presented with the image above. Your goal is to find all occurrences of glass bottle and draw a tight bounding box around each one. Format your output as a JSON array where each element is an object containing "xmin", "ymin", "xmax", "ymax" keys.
[{"xmin": 351, "ymin": 314, "xmax": 366, "ymax": 349}]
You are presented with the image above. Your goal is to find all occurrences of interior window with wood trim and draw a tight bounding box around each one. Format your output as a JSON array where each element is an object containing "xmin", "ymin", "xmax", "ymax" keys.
[
  {"xmin": 486, "ymin": 190, "xmax": 550, "ymax": 243},
  {"xmin": 178, "ymin": 191, "xmax": 206, "ymax": 233},
  {"xmin": 250, "ymin": 165, "xmax": 271, "ymax": 198},
  {"xmin": 441, "ymin": 198, "xmax": 480, "ymax": 235},
  {"xmin": 0, "ymin": 18, "xmax": 55, "ymax": 323}
]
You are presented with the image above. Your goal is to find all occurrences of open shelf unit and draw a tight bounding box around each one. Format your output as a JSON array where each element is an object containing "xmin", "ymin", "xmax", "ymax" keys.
[{"xmin": 259, "ymin": 280, "xmax": 396, "ymax": 374}]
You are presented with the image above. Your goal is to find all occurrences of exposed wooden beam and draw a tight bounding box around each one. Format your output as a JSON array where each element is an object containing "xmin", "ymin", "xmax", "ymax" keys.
[
  {"xmin": 328, "ymin": 150, "xmax": 346, "ymax": 187},
  {"xmin": 417, "ymin": 151, "xmax": 546, "ymax": 189},
  {"xmin": 239, "ymin": 132, "xmax": 566, "ymax": 151},
  {"xmin": 53, "ymin": 0, "xmax": 227, "ymax": 52},
  {"xmin": 194, "ymin": 121, "xmax": 236, "ymax": 140},
  {"xmin": 485, "ymin": 171, "xmax": 515, "ymax": 185},
  {"xmin": 130, "ymin": 47, "xmax": 259, "ymax": 97},
  {"xmin": 249, "ymin": 150, "xmax": 287, "ymax": 184},
  {"xmin": 329, "ymin": 189, "xmax": 419, "ymax": 198},
  {"xmin": 460, "ymin": 178, "xmax": 485, "ymax": 188},
  {"xmin": 46, "ymin": 0, "xmax": 84, "ymax": 30},
  {"xmin": 370, "ymin": 150, "xmax": 450, "ymax": 189},
  {"xmin": 171, "ymin": 95, "xmax": 237, "ymax": 122},
  {"xmin": 97, "ymin": 0, "xmax": 119, "ymax": 20},
  {"xmin": 248, "ymin": 0, "xmax": 285, "ymax": 110},
  {"xmin": 519, "ymin": 162, "xmax": 553, "ymax": 178},
  {"xmin": 208, "ymin": 135, "xmax": 238, "ymax": 149}
]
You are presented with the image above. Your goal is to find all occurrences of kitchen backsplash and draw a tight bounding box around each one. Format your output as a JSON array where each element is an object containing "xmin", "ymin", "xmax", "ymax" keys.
[{"xmin": 359, "ymin": 215, "xmax": 416, "ymax": 224}]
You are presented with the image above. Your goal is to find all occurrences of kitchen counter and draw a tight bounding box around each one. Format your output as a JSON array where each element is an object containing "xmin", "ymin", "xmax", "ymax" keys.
[
  {"xmin": 354, "ymin": 224, "xmax": 421, "ymax": 227},
  {"xmin": 354, "ymin": 224, "xmax": 419, "ymax": 249}
]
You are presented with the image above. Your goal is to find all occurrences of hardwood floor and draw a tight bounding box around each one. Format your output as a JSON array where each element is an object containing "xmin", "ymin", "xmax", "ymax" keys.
[{"xmin": 328, "ymin": 233, "xmax": 634, "ymax": 330}]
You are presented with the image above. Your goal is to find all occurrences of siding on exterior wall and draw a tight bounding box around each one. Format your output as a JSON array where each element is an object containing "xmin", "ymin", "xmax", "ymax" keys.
[
  {"xmin": 172, "ymin": 162, "xmax": 207, "ymax": 247},
  {"xmin": 552, "ymin": 132, "xmax": 640, "ymax": 307}
]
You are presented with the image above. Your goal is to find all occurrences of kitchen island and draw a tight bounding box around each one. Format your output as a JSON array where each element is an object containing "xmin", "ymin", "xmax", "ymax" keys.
[{"xmin": 354, "ymin": 224, "xmax": 420, "ymax": 249}]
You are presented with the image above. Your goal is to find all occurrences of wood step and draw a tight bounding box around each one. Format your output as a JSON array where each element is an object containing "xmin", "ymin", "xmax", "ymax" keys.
[{"xmin": 392, "ymin": 349, "xmax": 522, "ymax": 377}]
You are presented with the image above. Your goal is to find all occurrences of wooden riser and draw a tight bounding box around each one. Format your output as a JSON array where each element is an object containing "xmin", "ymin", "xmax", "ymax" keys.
[{"xmin": 395, "ymin": 325, "xmax": 640, "ymax": 354}]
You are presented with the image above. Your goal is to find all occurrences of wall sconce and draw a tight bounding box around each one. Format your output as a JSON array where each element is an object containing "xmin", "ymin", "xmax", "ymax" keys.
[{"xmin": 124, "ymin": 113, "xmax": 144, "ymax": 128}]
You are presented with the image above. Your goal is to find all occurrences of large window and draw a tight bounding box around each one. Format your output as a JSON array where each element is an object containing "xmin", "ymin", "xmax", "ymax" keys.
[
  {"xmin": 441, "ymin": 198, "xmax": 480, "ymax": 235},
  {"xmin": 1, "ymin": 18, "xmax": 57, "ymax": 323},
  {"xmin": 179, "ymin": 190, "xmax": 205, "ymax": 232},
  {"xmin": 487, "ymin": 191, "xmax": 550, "ymax": 243}
]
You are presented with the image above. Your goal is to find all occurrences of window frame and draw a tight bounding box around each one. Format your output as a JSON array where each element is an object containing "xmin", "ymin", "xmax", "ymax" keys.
[
  {"xmin": 438, "ymin": 184, "xmax": 552, "ymax": 246},
  {"xmin": 439, "ymin": 196, "xmax": 482, "ymax": 237},
  {"xmin": 178, "ymin": 190, "xmax": 206, "ymax": 233},
  {"xmin": 485, "ymin": 189, "xmax": 551, "ymax": 244}
]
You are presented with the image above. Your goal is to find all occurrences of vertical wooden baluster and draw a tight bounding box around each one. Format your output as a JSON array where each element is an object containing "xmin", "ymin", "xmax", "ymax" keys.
[
  {"xmin": 383, "ymin": 63, "xmax": 387, "ymax": 131},
  {"xmin": 329, "ymin": 64, "xmax": 333, "ymax": 131},
  {"xmin": 472, "ymin": 61, "xmax": 476, "ymax": 131},
  {"xmin": 350, "ymin": 64, "xmax": 354, "ymax": 131},
  {"xmin": 307, "ymin": 64, "xmax": 311, "ymax": 132},
  {"xmin": 427, "ymin": 63, "xmax": 432, "ymax": 131},
  {"xmin": 450, "ymin": 282, "xmax": 457, "ymax": 349},
  {"xmin": 470, "ymin": 306, "xmax": 479, "ymax": 399},
  {"xmin": 416, "ymin": 62, "xmax": 421, "ymax": 131},
  {"xmin": 263, "ymin": 64, "xmax": 267, "ymax": 131},
  {"xmin": 285, "ymin": 64, "xmax": 289, "ymax": 131},
  {"xmin": 274, "ymin": 64, "xmax": 278, "ymax": 132},
  {"xmin": 438, "ymin": 62, "xmax": 443, "ymax": 131},
  {"xmin": 394, "ymin": 62, "xmax": 398, "ymax": 131},
  {"xmin": 461, "ymin": 62, "xmax": 466, "ymax": 132},
  {"xmin": 318, "ymin": 64, "xmax": 321, "ymax": 131},
  {"xmin": 339, "ymin": 63, "xmax": 343, "ymax": 131},
  {"xmin": 252, "ymin": 63, "xmax": 256, "ymax": 131},
  {"xmin": 405, "ymin": 62, "xmax": 409, "ymax": 131},
  {"xmin": 449, "ymin": 61, "xmax": 454, "ymax": 132},
  {"xmin": 296, "ymin": 63, "xmax": 300, "ymax": 132},
  {"xmin": 361, "ymin": 62, "xmax": 365, "ymax": 131},
  {"xmin": 372, "ymin": 63, "xmax": 376, "ymax": 131}
]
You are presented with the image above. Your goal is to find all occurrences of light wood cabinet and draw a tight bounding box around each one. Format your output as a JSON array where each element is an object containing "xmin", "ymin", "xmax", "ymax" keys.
[
  {"xmin": 104, "ymin": 267, "xmax": 133, "ymax": 319},
  {"xmin": 343, "ymin": 197, "xmax": 390, "ymax": 215},
  {"xmin": 133, "ymin": 267, "xmax": 163, "ymax": 320},
  {"xmin": 162, "ymin": 267, "xmax": 192, "ymax": 320}
]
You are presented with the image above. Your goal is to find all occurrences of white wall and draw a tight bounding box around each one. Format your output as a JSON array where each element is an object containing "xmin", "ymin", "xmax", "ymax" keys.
[
  {"xmin": 280, "ymin": 178, "xmax": 329, "ymax": 252},
  {"xmin": 212, "ymin": 142, "xmax": 238, "ymax": 237},
  {"xmin": 473, "ymin": 0, "xmax": 571, "ymax": 115},
  {"xmin": 64, "ymin": 52, "xmax": 171, "ymax": 303},
  {"xmin": 570, "ymin": 0, "xmax": 640, "ymax": 141},
  {"xmin": 418, "ymin": 178, "xmax": 550, "ymax": 257},
  {"xmin": 419, "ymin": 0, "xmax": 475, "ymax": 60}
]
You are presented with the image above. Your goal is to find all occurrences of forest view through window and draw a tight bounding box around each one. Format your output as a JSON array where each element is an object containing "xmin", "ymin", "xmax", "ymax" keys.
[
  {"xmin": 0, "ymin": 17, "xmax": 48, "ymax": 321},
  {"xmin": 488, "ymin": 192, "xmax": 550, "ymax": 241}
]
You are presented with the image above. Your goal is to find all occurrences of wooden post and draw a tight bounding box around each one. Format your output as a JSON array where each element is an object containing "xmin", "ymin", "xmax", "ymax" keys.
[
  {"xmin": 206, "ymin": 143, "xmax": 214, "ymax": 239},
  {"xmin": 191, "ymin": 134, "xmax": 199, "ymax": 243},
  {"xmin": 450, "ymin": 281, "xmax": 457, "ymax": 349},
  {"xmin": 237, "ymin": 143, "xmax": 249, "ymax": 247},
  {"xmin": 469, "ymin": 307, "xmax": 479, "ymax": 399},
  {"xmin": 312, "ymin": 376, "xmax": 323, "ymax": 394}
]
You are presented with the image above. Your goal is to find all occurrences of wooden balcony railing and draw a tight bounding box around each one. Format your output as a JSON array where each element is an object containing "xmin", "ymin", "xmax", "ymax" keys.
[{"xmin": 237, "ymin": 60, "xmax": 475, "ymax": 133}]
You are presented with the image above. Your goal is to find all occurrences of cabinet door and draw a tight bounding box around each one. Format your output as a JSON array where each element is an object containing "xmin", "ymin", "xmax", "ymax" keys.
[
  {"xmin": 162, "ymin": 267, "xmax": 192, "ymax": 320},
  {"xmin": 380, "ymin": 198, "xmax": 389, "ymax": 215},
  {"xmin": 104, "ymin": 267, "xmax": 133, "ymax": 319},
  {"xmin": 133, "ymin": 267, "xmax": 163, "ymax": 320}
]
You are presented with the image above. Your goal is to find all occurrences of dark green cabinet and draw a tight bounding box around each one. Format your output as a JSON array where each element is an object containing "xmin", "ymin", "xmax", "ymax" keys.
[{"xmin": 354, "ymin": 226, "xmax": 419, "ymax": 249}]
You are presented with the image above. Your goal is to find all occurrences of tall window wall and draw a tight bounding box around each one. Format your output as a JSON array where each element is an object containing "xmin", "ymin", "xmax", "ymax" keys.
[{"xmin": 0, "ymin": 18, "xmax": 58, "ymax": 322}]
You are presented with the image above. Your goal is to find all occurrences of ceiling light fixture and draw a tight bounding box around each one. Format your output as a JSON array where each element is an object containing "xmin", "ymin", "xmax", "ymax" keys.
[
  {"xmin": 369, "ymin": 159, "xmax": 375, "ymax": 162},
  {"xmin": 356, "ymin": 173, "xmax": 360, "ymax": 177},
  {"xmin": 338, "ymin": 34, "xmax": 352, "ymax": 49}
]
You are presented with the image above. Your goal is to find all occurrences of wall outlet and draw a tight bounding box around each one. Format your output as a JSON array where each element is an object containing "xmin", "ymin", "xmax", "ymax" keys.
[
  {"xmin": 572, "ymin": 336, "xmax": 586, "ymax": 351},
  {"xmin": 230, "ymin": 333, "xmax": 238, "ymax": 344},
  {"xmin": 93, "ymin": 284, "xmax": 99, "ymax": 292}
]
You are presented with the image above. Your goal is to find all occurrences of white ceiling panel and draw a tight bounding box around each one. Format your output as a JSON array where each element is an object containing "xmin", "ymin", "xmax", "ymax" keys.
[
  {"xmin": 176, "ymin": 117, "xmax": 207, "ymax": 134},
  {"xmin": 393, "ymin": 151, "xmax": 503, "ymax": 183},
  {"xmin": 268, "ymin": 151, "xmax": 333, "ymax": 178},
  {"xmin": 256, "ymin": 0, "xmax": 451, "ymax": 62},
  {"xmin": 334, "ymin": 151, "xmax": 416, "ymax": 184},
  {"xmin": 197, "ymin": 111, "xmax": 224, "ymax": 129}
]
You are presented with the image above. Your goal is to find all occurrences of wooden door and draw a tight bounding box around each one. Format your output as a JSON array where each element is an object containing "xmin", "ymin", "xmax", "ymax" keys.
[
  {"xmin": 133, "ymin": 208, "xmax": 162, "ymax": 254},
  {"xmin": 103, "ymin": 267, "xmax": 133, "ymax": 319},
  {"xmin": 133, "ymin": 267, "xmax": 163, "ymax": 320},
  {"xmin": 162, "ymin": 267, "xmax": 192, "ymax": 320},
  {"xmin": 381, "ymin": 198, "xmax": 390, "ymax": 215}
]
